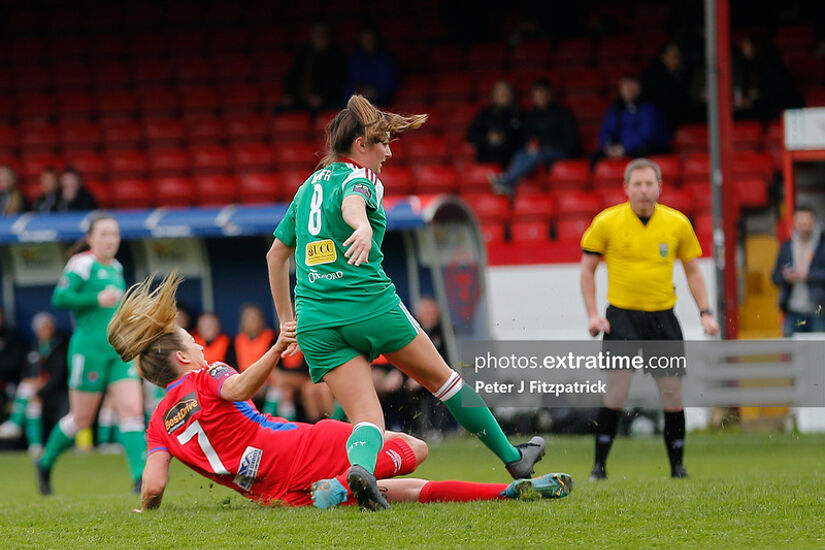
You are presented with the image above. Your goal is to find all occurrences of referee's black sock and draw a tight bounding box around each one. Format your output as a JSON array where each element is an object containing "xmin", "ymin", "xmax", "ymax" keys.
[
  {"xmin": 594, "ymin": 407, "xmax": 621, "ymax": 467},
  {"xmin": 664, "ymin": 410, "xmax": 686, "ymax": 469}
]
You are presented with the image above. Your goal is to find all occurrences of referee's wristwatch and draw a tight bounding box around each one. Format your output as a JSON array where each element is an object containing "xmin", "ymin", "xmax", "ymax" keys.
[{"xmin": 699, "ymin": 309, "xmax": 712, "ymax": 318}]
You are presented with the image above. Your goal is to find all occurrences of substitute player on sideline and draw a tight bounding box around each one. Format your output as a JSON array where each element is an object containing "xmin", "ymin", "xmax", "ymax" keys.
[
  {"xmin": 580, "ymin": 158, "xmax": 719, "ymax": 480},
  {"xmin": 107, "ymin": 273, "xmax": 572, "ymax": 510},
  {"xmin": 266, "ymin": 94, "xmax": 545, "ymax": 510},
  {"xmin": 36, "ymin": 213, "xmax": 146, "ymax": 494}
]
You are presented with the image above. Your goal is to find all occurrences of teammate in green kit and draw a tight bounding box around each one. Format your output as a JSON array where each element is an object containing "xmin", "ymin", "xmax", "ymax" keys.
[
  {"xmin": 36, "ymin": 213, "xmax": 146, "ymax": 495},
  {"xmin": 266, "ymin": 95, "xmax": 546, "ymax": 510}
]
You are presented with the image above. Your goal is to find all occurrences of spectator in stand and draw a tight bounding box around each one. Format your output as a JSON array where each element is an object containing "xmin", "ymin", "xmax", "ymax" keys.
[
  {"xmin": 0, "ymin": 305, "xmax": 29, "ymax": 420},
  {"xmin": 641, "ymin": 42, "xmax": 690, "ymax": 133},
  {"xmin": 467, "ymin": 80, "xmax": 523, "ymax": 168},
  {"xmin": 32, "ymin": 168, "xmax": 61, "ymax": 214},
  {"xmin": 0, "ymin": 312, "xmax": 69, "ymax": 456},
  {"xmin": 733, "ymin": 34, "xmax": 803, "ymax": 123},
  {"xmin": 345, "ymin": 25, "xmax": 399, "ymax": 107},
  {"xmin": 282, "ymin": 22, "xmax": 347, "ymax": 112},
  {"xmin": 594, "ymin": 76, "xmax": 669, "ymax": 163},
  {"xmin": 0, "ymin": 165, "xmax": 25, "ymax": 215},
  {"xmin": 57, "ymin": 167, "xmax": 97, "ymax": 212},
  {"xmin": 772, "ymin": 205, "xmax": 825, "ymax": 336},
  {"xmin": 488, "ymin": 80, "xmax": 578, "ymax": 195},
  {"xmin": 194, "ymin": 312, "xmax": 236, "ymax": 366}
]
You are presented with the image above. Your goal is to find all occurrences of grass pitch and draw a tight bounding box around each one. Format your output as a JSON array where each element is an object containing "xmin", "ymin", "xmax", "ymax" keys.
[{"xmin": 0, "ymin": 432, "xmax": 823, "ymax": 549}]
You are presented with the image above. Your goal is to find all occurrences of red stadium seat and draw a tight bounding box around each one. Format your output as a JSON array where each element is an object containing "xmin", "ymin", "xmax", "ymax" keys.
[
  {"xmin": 180, "ymin": 86, "xmax": 219, "ymax": 114},
  {"xmin": 139, "ymin": 87, "xmax": 180, "ymax": 116},
  {"xmin": 593, "ymin": 158, "xmax": 629, "ymax": 189},
  {"xmin": 596, "ymin": 35, "xmax": 636, "ymax": 64},
  {"xmin": 511, "ymin": 220, "xmax": 551, "ymax": 243},
  {"xmin": 462, "ymin": 193, "xmax": 511, "ymax": 224},
  {"xmin": 148, "ymin": 148, "xmax": 190, "ymax": 177},
  {"xmin": 511, "ymin": 40, "xmax": 552, "ymax": 69},
  {"xmin": 65, "ymin": 152, "xmax": 106, "ymax": 179},
  {"xmin": 190, "ymin": 145, "xmax": 232, "ymax": 175},
  {"xmin": 97, "ymin": 90, "xmax": 138, "ymax": 118},
  {"xmin": 101, "ymin": 120, "xmax": 143, "ymax": 150},
  {"xmin": 479, "ymin": 223, "xmax": 506, "ymax": 245},
  {"xmin": 682, "ymin": 153, "xmax": 710, "ymax": 186},
  {"xmin": 239, "ymin": 172, "xmax": 280, "ymax": 204},
  {"xmin": 413, "ymin": 164, "xmax": 458, "ymax": 194},
  {"xmin": 175, "ymin": 57, "xmax": 213, "ymax": 85},
  {"xmin": 440, "ymin": 103, "xmax": 479, "ymax": 129},
  {"xmin": 458, "ymin": 162, "xmax": 500, "ymax": 194},
  {"xmin": 394, "ymin": 75, "xmax": 432, "ymax": 104},
  {"xmin": 468, "ymin": 43, "xmax": 507, "ymax": 71},
  {"xmin": 379, "ymin": 165, "xmax": 413, "ymax": 196},
  {"xmin": 674, "ymin": 124, "xmax": 708, "ymax": 154},
  {"xmin": 154, "ymin": 177, "xmax": 194, "ymax": 207},
  {"xmin": 659, "ymin": 187, "xmax": 694, "ymax": 215},
  {"xmin": 693, "ymin": 213, "xmax": 714, "ymax": 240},
  {"xmin": 565, "ymin": 94, "xmax": 609, "ymax": 124},
  {"xmin": 57, "ymin": 92, "xmax": 96, "ymax": 119},
  {"xmin": 732, "ymin": 121, "xmax": 763, "ymax": 151},
  {"xmin": 232, "ymin": 143, "xmax": 274, "ymax": 173},
  {"xmin": 219, "ymin": 83, "xmax": 261, "ymax": 112},
  {"xmin": 404, "ymin": 136, "xmax": 449, "ymax": 164},
  {"xmin": 557, "ymin": 68, "xmax": 605, "ymax": 96},
  {"xmin": 552, "ymin": 190, "xmax": 600, "ymax": 218},
  {"xmin": 277, "ymin": 170, "xmax": 309, "ymax": 200},
  {"xmin": 144, "ymin": 118, "xmax": 185, "ymax": 148},
  {"xmin": 598, "ymin": 187, "xmax": 627, "ymax": 209},
  {"xmin": 433, "ymin": 73, "xmax": 474, "ymax": 101},
  {"xmin": 134, "ymin": 59, "xmax": 175, "ymax": 85},
  {"xmin": 59, "ymin": 121, "xmax": 102, "ymax": 151},
  {"xmin": 0, "ymin": 126, "xmax": 18, "ymax": 153},
  {"xmin": 185, "ymin": 115, "xmax": 226, "ymax": 145},
  {"xmin": 273, "ymin": 141, "xmax": 318, "ymax": 171},
  {"xmin": 732, "ymin": 151, "xmax": 774, "ymax": 180},
  {"xmin": 429, "ymin": 45, "xmax": 465, "ymax": 72},
  {"xmin": 85, "ymin": 180, "xmax": 112, "ymax": 209},
  {"xmin": 648, "ymin": 154, "xmax": 682, "ymax": 186},
  {"xmin": 555, "ymin": 38, "xmax": 593, "ymax": 66},
  {"xmin": 52, "ymin": 63, "xmax": 92, "ymax": 90},
  {"xmin": 272, "ymin": 112, "xmax": 313, "ymax": 142},
  {"xmin": 94, "ymin": 61, "xmax": 132, "ymax": 90},
  {"xmin": 18, "ymin": 93, "xmax": 57, "ymax": 119},
  {"xmin": 20, "ymin": 124, "xmax": 59, "ymax": 152},
  {"xmin": 555, "ymin": 217, "xmax": 591, "ymax": 243},
  {"xmin": 195, "ymin": 174, "xmax": 238, "ymax": 205},
  {"xmin": 111, "ymin": 179, "xmax": 154, "ymax": 209},
  {"xmin": 549, "ymin": 159, "xmax": 591, "ymax": 189},
  {"xmin": 513, "ymin": 192, "xmax": 555, "ymax": 221},
  {"xmin": 107, "ymin": 150, "xmax": 148, "ymax": 178},
  {"xmin": 215, "ymin": 55, "xmax": 255, "ymax": 83},
  {"xmin": 21, "ymin": 153, "xmax": 62, "ymax": 181},
  {"xmin": 734, "ymin": 177, "xmax": 768, "ymax": 209},
  {"xmin": 225, "ymin": 113, "xmax": 269, "ymax": 143}
]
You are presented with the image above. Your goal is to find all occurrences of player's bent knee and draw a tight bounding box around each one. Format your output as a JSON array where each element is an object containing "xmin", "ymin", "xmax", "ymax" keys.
[{"xmin": 399, "ymin": 433, "xmax": 428, "ymax": 464}]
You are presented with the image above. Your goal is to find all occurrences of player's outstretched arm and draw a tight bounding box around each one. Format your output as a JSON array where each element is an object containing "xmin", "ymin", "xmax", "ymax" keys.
[
  {"xmin": 139, "ymin": 451, "xmax": 171, "ymax": 511},
  {"xmin": 682, "ymin": 258, "xmax": 720, "ymax": 336},
  {"xmin": 219, "ymin": 322, "xmax": 297, "ymax": 402},
  {"xmin": 580, "ymin": 253, "xmax": 610, "ymax": 336}
]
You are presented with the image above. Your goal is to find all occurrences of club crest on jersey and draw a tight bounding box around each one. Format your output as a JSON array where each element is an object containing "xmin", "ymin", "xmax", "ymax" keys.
[
  {"xmin": 164, "ymin": 392, "xmax": 200, "ymax": 434},
  {"xmin": 233, "ymin": 446, "xmax": 263, "ymax": 491},
  {"xmin": 305, "ymin": 239, "xmax": 336, "ymax": 266},
  {"xmin": 659, "ymin": 243, "xmax": 669, "ymax": 258}
]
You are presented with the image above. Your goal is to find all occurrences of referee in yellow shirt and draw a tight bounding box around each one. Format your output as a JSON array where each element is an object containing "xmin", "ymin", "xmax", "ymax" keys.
[{"xmin": 580, "ymin": 158, "xmax": 719, "ymax": 480}]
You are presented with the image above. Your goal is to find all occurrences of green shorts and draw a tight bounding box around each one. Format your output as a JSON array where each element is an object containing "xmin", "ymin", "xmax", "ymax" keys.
[
  {"xmin": 298, "ymin": 302, "xmax": 421, "ymax": 383},
  {"xmin": 67, "ymin": 338, "xmax": 139, "ymax": 393}
]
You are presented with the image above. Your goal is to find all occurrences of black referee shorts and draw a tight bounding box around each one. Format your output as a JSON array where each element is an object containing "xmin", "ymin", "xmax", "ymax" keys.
[{"xmin": 603, "ymin": 305, "xmax": 685, "ymax": 377}]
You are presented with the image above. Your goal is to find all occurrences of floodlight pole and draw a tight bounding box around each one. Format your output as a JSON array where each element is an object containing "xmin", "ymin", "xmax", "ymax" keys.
[{"xmin": 705, "ymin": 0, "xmax": 738, "ymax": 338}]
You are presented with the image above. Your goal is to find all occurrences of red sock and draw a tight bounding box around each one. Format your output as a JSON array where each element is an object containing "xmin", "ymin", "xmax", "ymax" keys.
[
  {"xmin": 418, "ymin": 480, "xmax": 509, "ymax": 503},
  {"xmin": 334, "ymin": 438, "xmax": 418, "ymax": 492}
]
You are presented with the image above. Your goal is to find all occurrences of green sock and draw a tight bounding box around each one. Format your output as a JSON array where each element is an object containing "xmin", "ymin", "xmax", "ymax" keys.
[
  {"xmin": 330, "ymin": 402, "xmax": 347, "ymax": 421},
  {"xmin": 113, "ymin": 425, "xmax": 122, "ymax": 444},
  {"xmin": 8, "ymin": 397, "xmax": 27, "ymax": 427},
  {"xmin": 442, "ymin": 383, "xmax": 520, "ymax": 463},
  {"xmin": 97, "ymin": 423, "xmax": 113, "ymax": 445},
  {"xmin": 25, "ymin": 403, "xmax": 43, "ymax": 446},
  {"xmin": 346, "ymin": 423, "xmax": 383, "ymax": 474},
  {"xmin": 40, "ymin": 419, "xmax": 78, "ymax": 470},
  {"xmin": 119, "ymin": 428, "xmax": 147, "ymax": 483},
  {"xmin": 262, "ymin": 387, "xmax": 280, "ymax": 416}
]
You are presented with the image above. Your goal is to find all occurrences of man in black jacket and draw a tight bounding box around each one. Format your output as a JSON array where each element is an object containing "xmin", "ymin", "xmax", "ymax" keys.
[
  {"xmin": 772, "ymin": 205, "xmax": 825, "ymax": 336},
  {"xmin": 489, "ymin": 80, "xmax": 578, "ymax": 195}
]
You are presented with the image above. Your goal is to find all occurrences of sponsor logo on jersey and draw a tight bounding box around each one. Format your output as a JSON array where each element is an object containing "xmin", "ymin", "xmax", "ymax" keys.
[
  {"xmin": 305, "ymin": 239, "xmax": 337, "ymax": 266},
  {"xmin": 233, "ymin": 446, "xmax": 263, "ymax": 491},
  {"xmin": 352, "ymin": 182, "xmax": 372, "ymax": 200},
  {"xmin": 308, "ymin": 269, "xmax": 344, "ymax": 283},
  {"xmin": 208, "ymin": 363, "xmax": 233, "ymax": 380},
  {"xmin": 163, "ymin": 392, "xmax": 200, "ymax": 434}
]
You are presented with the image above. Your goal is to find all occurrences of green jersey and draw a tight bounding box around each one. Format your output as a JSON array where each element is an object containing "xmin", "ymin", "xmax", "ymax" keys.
[
  {"xmin": 52, "ymin": 251, "xmax": 126, "ymax": 351},
  {"xmin": 273, "ymin": 160, "xmax": 400, "ymax": 332}
]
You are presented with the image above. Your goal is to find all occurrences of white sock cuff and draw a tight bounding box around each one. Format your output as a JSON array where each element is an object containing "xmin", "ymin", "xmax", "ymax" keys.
[
  {"xmin": 25, "ymin": 401, "xmax": 42, "ymax": 416},
  {"xmin": 119, "ymin": 416, "xmax": 145, "ymax": 433},
  {"xmin": 434, "ymin": 371, "xmax": 463, "ymax": 402},
  {"xmin": 98, "ymin": 407, "xmax": 117, "ymax": 425},
  {"xmin": 352, "ymin": 422, "xmax": 383, "ymax": 443},
  {"xmin": 59, "ymin": 415, "xmax": 80, "ymax": 437},
  {"xmin": 17, "ymin": 382, "xmax": 37, "ymax": 399},
  {"xmin": 265, "ymin": 387, "xmax": 282, "ymax": 401}
]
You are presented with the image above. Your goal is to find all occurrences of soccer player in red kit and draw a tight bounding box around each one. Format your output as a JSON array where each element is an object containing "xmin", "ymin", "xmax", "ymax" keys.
[{"xmin": 107, "ymin": 273, "xmax": 573, "ymax": 510}]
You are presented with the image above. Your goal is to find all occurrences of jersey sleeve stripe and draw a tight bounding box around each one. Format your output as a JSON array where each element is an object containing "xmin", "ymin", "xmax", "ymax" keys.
[
  {"xmin": 148, "ymin": 446, "xmax": 169, "ymax": 455},
  {"xmin": 216, "ymin": 373, "xmax": 236, "ymax": 395}
]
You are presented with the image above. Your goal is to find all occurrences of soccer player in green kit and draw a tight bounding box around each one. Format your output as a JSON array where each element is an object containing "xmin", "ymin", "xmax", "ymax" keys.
[
  {"xmin": 36, "ymin": 213, "xmax": 146, "ymax": 495},
  {"xmin": 266, "ymin": 95, "xmax": 545, "ymax": 510}
]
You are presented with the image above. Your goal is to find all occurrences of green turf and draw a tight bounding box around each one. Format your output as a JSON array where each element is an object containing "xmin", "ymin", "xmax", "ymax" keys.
[{"xmin": 0, "ymin": 433, "xmax": 823, "ymax": 549}]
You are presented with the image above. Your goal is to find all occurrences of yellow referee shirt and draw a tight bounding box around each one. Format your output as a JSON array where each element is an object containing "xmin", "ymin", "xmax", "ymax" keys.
[{"xmin": 580, "ymin": 202, "xmax": 702, "ymax": 311}]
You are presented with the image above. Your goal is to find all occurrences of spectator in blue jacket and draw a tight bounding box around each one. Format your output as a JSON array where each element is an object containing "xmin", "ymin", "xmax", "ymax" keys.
[
  {"xmin": 345, "ymin": 25, "xmax": 399, "ymax": 107},
  {"xmin": 595, "ymin": 76, "xmax": 669, "ymax": 162},
  {"xmin": 772, "ymin": 205, "xmax": 825, "ymax": 336}
]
